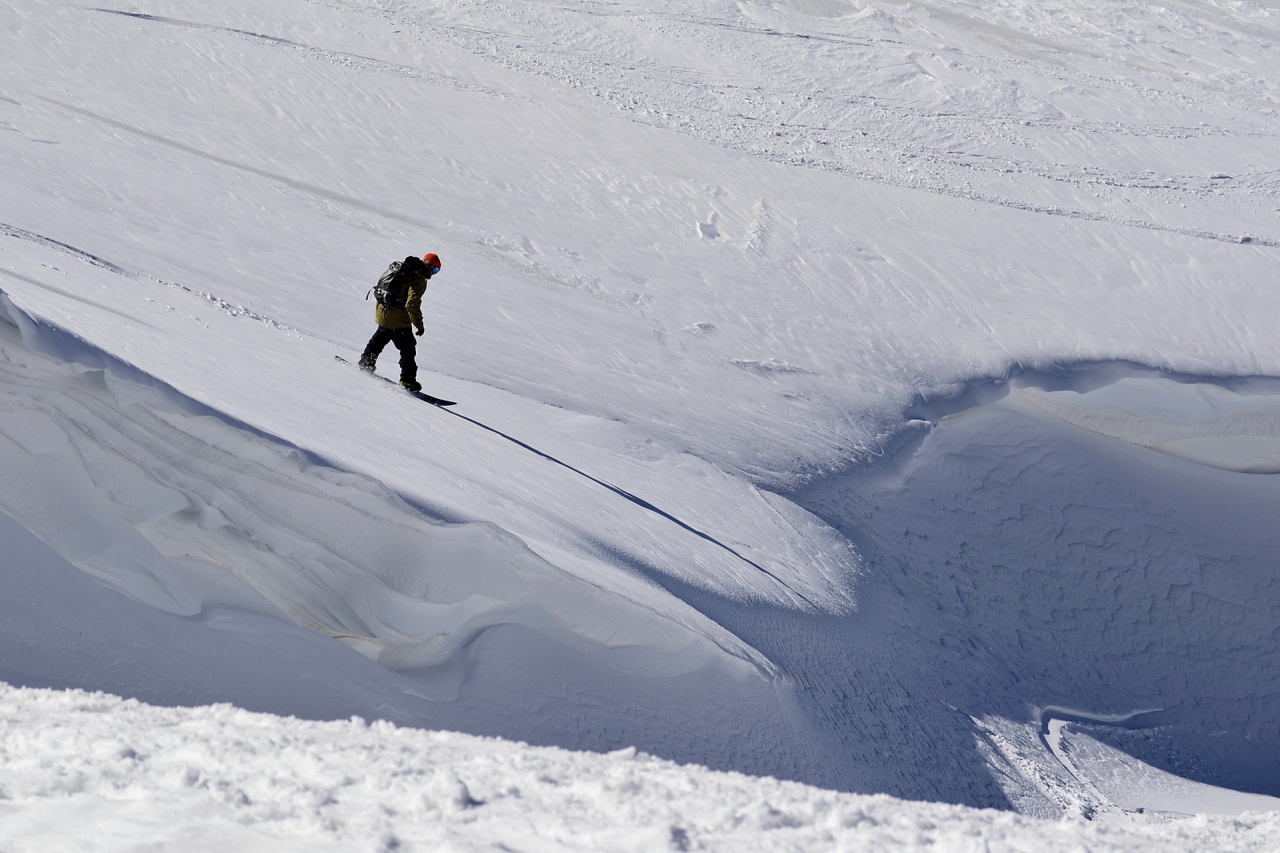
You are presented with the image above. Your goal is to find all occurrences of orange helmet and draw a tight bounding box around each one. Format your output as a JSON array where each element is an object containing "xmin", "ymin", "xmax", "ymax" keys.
[{"xmin": 423, "ymin": 253, "xmax": 441, "ymax": 273}]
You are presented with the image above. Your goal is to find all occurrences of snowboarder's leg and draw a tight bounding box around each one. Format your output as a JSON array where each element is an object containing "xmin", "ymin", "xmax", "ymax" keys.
[
  {"xmin": 359, "ymin": 326, "xmax": 393, "ymax": 371},
  {"xmin": 390, "ymin": 327, "xmax": 419, "ymax": 391}
]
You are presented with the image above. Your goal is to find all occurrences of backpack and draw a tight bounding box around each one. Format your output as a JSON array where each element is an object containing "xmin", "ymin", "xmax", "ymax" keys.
[{"xmin": 368, "ymin": 256, "xmax": 426, "ymax": 309}]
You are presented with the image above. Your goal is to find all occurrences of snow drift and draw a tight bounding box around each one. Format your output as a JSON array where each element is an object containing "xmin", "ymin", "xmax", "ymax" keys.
[
  {"xmin": 5, "ymin": 275, "xmax": 1279, "ymax": 815},
  {"xmin": 0, "ymin": 293, "xmax": 810, "ymax": 779},
  {"xmin": 3, "ymin": 0, "xmax": 1280, "ymax": 840}
]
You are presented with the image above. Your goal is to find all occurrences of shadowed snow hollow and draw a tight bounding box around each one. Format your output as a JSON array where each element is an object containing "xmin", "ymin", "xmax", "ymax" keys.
[{"xmin": 784, "ymin": 368, "xmax": 1280, "ymax": 812}]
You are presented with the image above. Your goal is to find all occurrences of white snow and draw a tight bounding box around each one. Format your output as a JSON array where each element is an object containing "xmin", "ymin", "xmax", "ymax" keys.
[
  {"xmin": 3, "ymin": 684, "xmax": 1280, "ymax": 853},
  {"xmin": 1017, "ymin": 380, "xmax": 1280, "ymax": 473},
  {"xmin": 2, "ymin": 0, "xmax": 1279, "ymax": 848},
  {"xmin": 1052, "ymin": 722, "xmax": 1280, "ymax": 818}
]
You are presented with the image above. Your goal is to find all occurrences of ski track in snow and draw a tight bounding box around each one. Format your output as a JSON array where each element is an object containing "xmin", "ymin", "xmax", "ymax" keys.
[
  {"xmin": 8, "ymin": 92, "xmax": 649, "ymax": 312},
  {"xmin": 1, "ymin": 221, "xmax": 300, "ymax": 335},
  {"xmin": 444, "ymin": 406, "xmax": 821, "ymax": 609},
  {"xmin": 89, "ymin": 8, "xmax": 511, "ymax": 99},
  {"xmin": 331, "ymin": 0, "xmax": 1280, "ymax": 246},
  {"xmin": 89, "ymin": 0, "xmax": 1280, "ymax": 245}
]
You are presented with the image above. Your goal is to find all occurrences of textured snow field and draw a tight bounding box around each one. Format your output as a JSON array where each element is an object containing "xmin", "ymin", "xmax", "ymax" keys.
[
  {"xmin": 3, "ymin": 684, "xmax": 1279, "ymax": 853},
  {"xmin": 3, "ymin": 0, "xmax": 1280, "ymax": 848}
]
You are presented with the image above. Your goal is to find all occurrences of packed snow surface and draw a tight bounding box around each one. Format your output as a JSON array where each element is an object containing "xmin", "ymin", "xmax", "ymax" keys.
[{"xmin": 2, "ymin": 0, "xmax": 1279, "ymax": 848}]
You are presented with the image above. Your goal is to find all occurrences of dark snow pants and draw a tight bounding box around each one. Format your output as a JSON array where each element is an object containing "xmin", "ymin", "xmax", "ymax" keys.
[{"xmin": 359, "ymin": 325, "xmax": 417, "ymax": 384}]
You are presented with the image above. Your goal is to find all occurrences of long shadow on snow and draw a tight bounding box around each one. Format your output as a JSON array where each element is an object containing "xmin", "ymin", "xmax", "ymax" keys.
[
  {"xmin": 432, "ymin": 413, "xmax": 1022, "ymax": 806},
  {"xmin": 443, "ymin": 408, "xmax": 818, "ymax": 610}
]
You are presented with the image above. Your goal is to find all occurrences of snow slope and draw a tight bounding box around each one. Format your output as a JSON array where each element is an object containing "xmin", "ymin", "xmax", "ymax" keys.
[{"xmin": 2, "ymin": 0, "xmax": 1279, "ymax": 845}]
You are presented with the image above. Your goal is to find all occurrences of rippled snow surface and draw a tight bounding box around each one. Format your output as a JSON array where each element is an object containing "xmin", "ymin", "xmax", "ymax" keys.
[{"xmin": 3, "ymin": 0, "xmax": 1280, "ymax": 848}]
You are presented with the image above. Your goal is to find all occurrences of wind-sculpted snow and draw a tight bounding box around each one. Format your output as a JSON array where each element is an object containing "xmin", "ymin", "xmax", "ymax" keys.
[
  {"xmin": 3, "ymin": 684, "xmax": 1279, "ymax": 853},
  {"xmin": 0, "ymin": 300, "xmax": 688, "ymax": 661},
  {"xmin": 788, "ymin": 369, "xmax": 1280, "ymax": 810},
  {"xmin": 346, "ymin": 0, "xmax": 1280, "ymax": 245},
  {"xmin": 4, "ymin": 283, "xmax": 1279, "ymax": 820},
  {"xmin": 0, "ymin": 295, "xmax": 827, "ymax": 767},
  {"xmin": 3, "ymin": 0, "xmax": 1280, "ymax": 845},
  {"xmin": 1017, "ymin": 380, "xmax": 1280, "ymax": 473}
]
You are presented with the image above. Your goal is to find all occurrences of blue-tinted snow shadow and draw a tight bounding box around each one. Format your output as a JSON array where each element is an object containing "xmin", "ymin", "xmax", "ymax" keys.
[
  {"xmin": 0, "ymin": 291, "xmax": 876, "ymax": 799},
  {"xmin": 772, "ymin": 361, "xmax": 1280, "ymax": 802},
  {"xmin": 434, "ymin": 400, "xmax": 1026, "ymax": 804}
]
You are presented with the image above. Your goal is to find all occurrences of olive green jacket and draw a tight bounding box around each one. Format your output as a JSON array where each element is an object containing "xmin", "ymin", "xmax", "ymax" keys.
[{"xmin": 374, "ymin": 263, "xmax": 429, "ymax": 332}]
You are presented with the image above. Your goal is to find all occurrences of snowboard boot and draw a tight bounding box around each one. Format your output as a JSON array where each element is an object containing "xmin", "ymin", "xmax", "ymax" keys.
[
  {"xmin": 400, "ymin": 379, "xmax": 422, "ymax": 393},
  {"xmin": 357, "ymin": 355, "xmax": 377, "ymax": 373}
]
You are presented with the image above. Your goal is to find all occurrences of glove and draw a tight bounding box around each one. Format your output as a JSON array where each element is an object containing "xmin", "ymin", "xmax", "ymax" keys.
[{"xmin": 415, "ymin": 327, "xmax": 424, "ymax": 337}]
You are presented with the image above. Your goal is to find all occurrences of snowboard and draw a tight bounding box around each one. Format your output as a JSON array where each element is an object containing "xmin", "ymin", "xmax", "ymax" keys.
[{"xmin": 334, "ymin": 356, "xmax": 456, "ymax": 406}]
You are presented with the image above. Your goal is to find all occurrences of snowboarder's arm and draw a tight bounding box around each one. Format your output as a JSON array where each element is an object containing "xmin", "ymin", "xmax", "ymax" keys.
[{"xmin": 406, "ymin": 279, "xmax": 426, "ymax": 333}]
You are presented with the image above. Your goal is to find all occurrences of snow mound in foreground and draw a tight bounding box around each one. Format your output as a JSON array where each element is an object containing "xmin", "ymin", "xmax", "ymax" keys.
[{"xmin": 1, "ymin": 683, "xmax": 1276, "ymax": 853}]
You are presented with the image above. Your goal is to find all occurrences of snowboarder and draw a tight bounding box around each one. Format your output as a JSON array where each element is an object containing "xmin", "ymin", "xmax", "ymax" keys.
[{"xmin": 358, "ymin": 253, "xmax": 441, "ymax": 392}]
